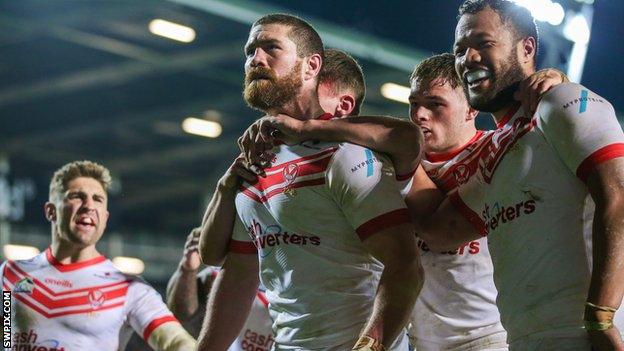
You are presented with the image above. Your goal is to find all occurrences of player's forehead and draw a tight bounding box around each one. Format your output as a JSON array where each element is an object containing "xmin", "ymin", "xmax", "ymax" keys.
[
  {"xmin": 64, "ymin": 177, "xmax": 107, "ymax": 197},
  {"xmin": 454, "ymin": 7, "xmax": 505, "ymax": 46},
  {"xmin": 410, "ymin": 77, "xmax": 456, "ymax": 101},
  {"xmin": 245, "ymin": 23, "xmax": 293, "ymax": 48}
]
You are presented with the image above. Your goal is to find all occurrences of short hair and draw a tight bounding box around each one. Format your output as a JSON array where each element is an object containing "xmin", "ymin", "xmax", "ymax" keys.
[
  {"xmin": 319, "ymin": 49, "xmax": 366, "ymax": 116},
  {"xmin": 458, "ymin": 0, "xmax": 539, "ymax": 58},
  {"xmin": 410, "ymin": 53, "xmax": 461, "ymax": 90},
  {"xmin": 253, "ymin": 14, "xmax": 324, "ymax": 59},
  {"xmin": 49, "ymin": 160, "xmax": 112, "ymax": 200}
]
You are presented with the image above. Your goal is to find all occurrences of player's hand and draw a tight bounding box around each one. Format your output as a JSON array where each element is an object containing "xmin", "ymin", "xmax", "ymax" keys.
[
  {"xmin": 256, "ymin": 114, "xmax": 307, "ymax": 146},
  {"xmin": 238, "ymin": 120, "xmax": 277, "ymax": 169},
  {"xmin": 588, "ymin": 327, "xmax": 624, "ymax": 351},
  {"xmin": 180, "ymin": 227, "xmax": 202, "ymax": 272},
  {"xmin": 217, "ymin": 154, "xmax": 259, "ymax": 190},
  {"xmin": 515, "ymin": 68, "xmax": 568, "ymax": 116}
]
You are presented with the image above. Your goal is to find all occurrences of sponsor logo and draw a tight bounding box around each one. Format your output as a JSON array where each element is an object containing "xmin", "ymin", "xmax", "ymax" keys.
[
  {"xmin": 562, "ymin": 89, "xmax": 604, "ymax": 112},
  {"xmin": 12, "ymin": 330, "xmax": 65, "ymax": 351},
  {"xmin": 87, "ymin": 290, "xmax": 105, "ymax": 309},
  {"xmin": 43, "ymin": 278, "xmax": 73, "ymax": 289},
  {"xmin": 242, "ymin": 329, "xmax": 274, "ymax": 351},
  {"xmin": 13, "ymin": 278, "xmax": 34, "ymax": 294},
  {"xmin": 481, "ymin": 199, "xmax": 536, "ymax": 231},
  {"xmin": 247, "ymin": 219, "xmax": 321, "ymax": 257},
  {"xmin": 350, "ymin": 151, "xmax": 379, "ymax": 174},
  {"xmin": 417, "ymin": 239, "xmax": 480, "ymax": 255}
]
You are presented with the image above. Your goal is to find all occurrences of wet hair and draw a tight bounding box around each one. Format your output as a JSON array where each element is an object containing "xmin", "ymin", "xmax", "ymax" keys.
[
  {"xmin": 319, "ymin": 49, "xmax": 366, "ymax": 116},
  {"xmin": 458, "ymin": 0, "xmax": 539, "ymax": 59},
  {"xmin": 49, "ymin": 160, "xmax": 111, "ymax": 200},
  {"xmin": 253, "ymin": 13, "xmax": 324, "ymax": 59},
  {"xmin": 410, "ymin": 53, "xmax": 461, "ymax": 90}
]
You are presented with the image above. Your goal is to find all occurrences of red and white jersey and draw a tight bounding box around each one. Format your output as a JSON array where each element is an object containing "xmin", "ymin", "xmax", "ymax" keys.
[
  {"xmin": 182, "ymin": 268, "xmax": 274, "ymax": 351},
  {"xmin": 449, "ymin": 83, "xmax": 624, "ymax": 344},
  {"xmin": 229, "ymin": 119, "xmax": 411, "ymax": 350},
  {"xmin": 1, "ymin": 248, "xmax": 179, "ymax": 351},
  {"xmin": 408, "ymin": 131, "xmax": 506, "ymax": 349}
]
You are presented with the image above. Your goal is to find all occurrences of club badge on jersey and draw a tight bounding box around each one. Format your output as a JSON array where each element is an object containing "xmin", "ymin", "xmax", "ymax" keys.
[{"xmin": 283, "ymin": 163, "xmax": 299, "ymax": 198}]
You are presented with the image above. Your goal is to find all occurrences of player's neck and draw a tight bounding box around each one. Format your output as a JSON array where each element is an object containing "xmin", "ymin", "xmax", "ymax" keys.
[
  {"xmin": 50, "ymin": 240, "xmax": 101, "ymax": 264},
  {"xmin": 266, "ymin": 89, "xmax": 325, "ymax": 120},
  {"xmin": 426, "ymin": 127, "xmax": 478, "ymax": 156}
]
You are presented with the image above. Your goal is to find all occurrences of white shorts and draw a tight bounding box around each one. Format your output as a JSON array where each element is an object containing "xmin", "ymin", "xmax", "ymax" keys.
[{"xmin": 413, "ymin": 331, "xmax": 508, "ymax": 351}]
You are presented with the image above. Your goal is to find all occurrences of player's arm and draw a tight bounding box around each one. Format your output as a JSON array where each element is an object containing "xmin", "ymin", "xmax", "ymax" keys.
[
  {"xmin": 147, "ymin": 322, "xmax": 197, "ymax": 351},
  {"xmin": 166, "ymin": 228, "xmax": 210, "ymax": 320},
  {"xmin": 244, "ymin": 115, "xmax": 423, "ymax": 176},
  {"xmin": 405, "ymin": 166, "xmax": 482, "ymax": 251},
  {"xmin": 199, "ymin": 155, "xmax": 256, "ymax": 266},
  {"xmin": 357, "ymin": 223, "xmax": 423, "ymax": 349},
  {"xmin": 197, "ymin": 253, "xmax": 259, "ymax": 351},
  {"xmin": 538, "ymin": 83, "xmax": 624, "ymax": 349},
  {"xmin": 585, "ymin": 159, "xmax": 624, "ymax": 349}
]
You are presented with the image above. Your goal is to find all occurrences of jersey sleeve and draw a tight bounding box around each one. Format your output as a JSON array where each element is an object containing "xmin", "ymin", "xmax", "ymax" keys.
[
  {"xmin": 125, "ymin": 277, "xmax": 179, "ymax": 341},
  {"xmin": 228, "ymin": 215, "xmax": 258, "ymax": 255},
  {"xmin": 537, "ymin": 83, "xmax": 624, "ymax": 183},
  {"xmin": 326, "ymin": 144, "xmax": 411, "ymax": 241}
]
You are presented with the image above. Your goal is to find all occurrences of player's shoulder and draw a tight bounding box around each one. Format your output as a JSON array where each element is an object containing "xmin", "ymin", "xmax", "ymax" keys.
[
  {"xmin": 538, "ymin": 82, "xmax": 611, "ymax": 114},
  {"xmin": 3, "ymin": 251, "xmax": 48, "ymax": 273}
]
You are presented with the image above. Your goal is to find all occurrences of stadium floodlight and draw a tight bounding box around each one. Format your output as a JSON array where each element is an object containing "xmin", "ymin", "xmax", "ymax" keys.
[
  {"xmin": 380, "ymin": 83, "xmax": 410, "ymax": 105},
  {"xmin": 563, "ymin": 13, "xmax": 591, "ymax": 44},
  {"xmin": 149, "ymin": 19, "xmax": 196, "ymax": 43},
  {"xmin": 514, "ymin": 0, "xmax": 565, "ymax": 26},
  {"xmin": 182, "ymin": 118, "xmax": 222, "ymax": 138},
  {"xmin": 3, "ymin": 244, "xmax": 40, "ymax": 260},
  {"xmin": 112, "ymin": 256, "xmax": 145, "ymax": 275}
]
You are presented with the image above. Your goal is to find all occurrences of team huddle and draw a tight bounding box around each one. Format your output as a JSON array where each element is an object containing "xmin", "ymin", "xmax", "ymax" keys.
[{"xmin": 3, "ymin": 0, "xmax": 624, "ymax": 350}]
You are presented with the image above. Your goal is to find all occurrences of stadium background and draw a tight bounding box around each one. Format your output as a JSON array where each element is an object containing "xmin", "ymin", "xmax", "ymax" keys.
[{"xmin": 1, "ymin": 0, "xmax": 622, "ymax": 349}]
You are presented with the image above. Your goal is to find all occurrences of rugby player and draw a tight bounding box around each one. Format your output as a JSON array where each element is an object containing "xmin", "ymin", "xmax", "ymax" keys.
[
  {"xmin": 198, "ymin": 14, "xmax": 422, "ymax": 351},
  {"xmin": 0, "ymin": 160, "xmax": 196, "ymax": 351},
  {"xmin": 413, "ymin": 0, "xmax": 624, "ymax": 349}
]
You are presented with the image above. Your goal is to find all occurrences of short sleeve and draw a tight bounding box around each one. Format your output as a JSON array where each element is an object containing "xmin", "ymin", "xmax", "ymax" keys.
[
  {"xmin": 125, "ymin": 278, "xmax": 179, "ymax": 341},
  {"xmin": 326, "ymin": 144, "xmax": 411, "ymax": 241},
  {"xmin": 538, "ymin": 83, "xmax": 624, "ymax": 183},
  {"xmin": 228, "ymin": 215, "xmax": 258, "ymax": 255}
]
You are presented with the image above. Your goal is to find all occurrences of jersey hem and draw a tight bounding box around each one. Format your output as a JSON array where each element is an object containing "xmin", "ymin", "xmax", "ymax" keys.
[{"xmin": 576, "ymin": 143, "xmax": 624, "ymax": 182}]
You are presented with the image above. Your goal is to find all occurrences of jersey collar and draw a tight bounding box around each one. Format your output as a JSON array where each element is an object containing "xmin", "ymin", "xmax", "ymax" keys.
[
  {"xmin": 496, "ymin": 102, "xmax": 521, "ymax": 129},
  {"xmin": 45, "ymin": 247, "xmax": 106, "ymax": 272},
  {"xmin": 425, "ymin": 130, "xmax": 484, "ymax": 163}
]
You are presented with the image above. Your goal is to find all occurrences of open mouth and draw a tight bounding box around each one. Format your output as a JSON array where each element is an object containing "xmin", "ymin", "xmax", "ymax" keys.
[
  {"xmin": 464, "ymin": 69, "xmax": 491, "ymax": 89},
  {"xmin": 75, "ymin": 216, "xmax": 95, "ymax": 230}
]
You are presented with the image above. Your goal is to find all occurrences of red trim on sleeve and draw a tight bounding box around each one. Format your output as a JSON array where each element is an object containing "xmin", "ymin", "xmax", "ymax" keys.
[
  {"xmin": 576, "ymin": 143, "xmax": 624, "ymax": 183},
  {"xmin": 396, "ymin": 168, "xmax": 416, "ymax": 181},
  {"xmin": 256, "ymin": 291, "xmax": 269, "ymax": 307},
  {"xmin": 448, "ymin": 192, "xmax": 487, "ymax": 236},
  {"xmin": 45, "ymin": 247, "xmax": 106, "ymax": 272},
  {"xmin": 228, "ymin": 240, "xmax": 258, "ymax": 254},
  {"xmin": 316, "ymin": 113, "xmax": 334, "ymax": 120},
  {"xmin": 356, "ymin": 209, "xmax": 411, "ymax": 241},
  {"xmin": 142, "ymin": 315, "xmax": 179, "ymax": 340},
  {"xmin": 496, "ymin": 103, "xmax": 521, "ymax": 129}
]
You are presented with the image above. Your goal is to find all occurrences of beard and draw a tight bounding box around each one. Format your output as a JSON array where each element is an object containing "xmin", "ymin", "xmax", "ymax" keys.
[
  {"xmin": 464, "ymin": 51, "xmax": 524, "ymax": 113},
  {"xmin": 243, "ymin": 63, "xmax": 303, "ymax": 112}
]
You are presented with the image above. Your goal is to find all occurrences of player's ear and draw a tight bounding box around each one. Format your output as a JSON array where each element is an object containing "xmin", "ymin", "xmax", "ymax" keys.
[
  {"xmin": 466, "ymin": 107, "xmax": 479, "ymax": 122},
  {"xmin": 303, "ymin": 53, "xmax": 322, "ymax": 81},
  {"xmin": 44, "ymin": 202, "xmax": 56, "ymax": 222},
  {"xmin": 337, "ymin": 95, "xmax": 356, "ymax": 117}
]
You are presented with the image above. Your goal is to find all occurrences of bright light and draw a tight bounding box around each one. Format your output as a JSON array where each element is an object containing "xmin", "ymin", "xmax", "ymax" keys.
[
  {"xmin": 563, "ymin": 14, "xmax": 591, "ymax": 44},
  {"xmin": 148, "ymin": 19, "xmax": 196, "ymax": 43},
  {"xmin": 182, "ymin": 118, "xmax": 222, "ymax": 138},
  {"xmin": 380, "ymin": 83, "xmax": 410, "ymax": 104},
  {"xmin": 3, "ymin": 244, "xmax": 40, "ymax": 260},
  {"xmin": 514, "ymin": 0, "xmax": 565, "ymax": 26},
  {"xmin": 112, "ymin": 256, "xmax": 145, "ymax": 275}
]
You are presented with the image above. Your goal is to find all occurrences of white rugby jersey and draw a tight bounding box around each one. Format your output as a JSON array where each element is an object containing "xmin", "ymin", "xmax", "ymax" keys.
[
  {"xmin": 448, "ymin": 83, "xmax": 624, "ymax": 344},
  {"xmin": 182, "ymin": 268, "xmax": 274, "ymax": 351},
  {"xmin": 409, "ymin": 131, "xmax": 506, "ymax": 349},
  {"xmin": 229, "ymin": 114, "xmax": 411, "ymax": 350},
  {"xmin": 1, "ymin": 248, "xmax": 179, "ymax": 351}
]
